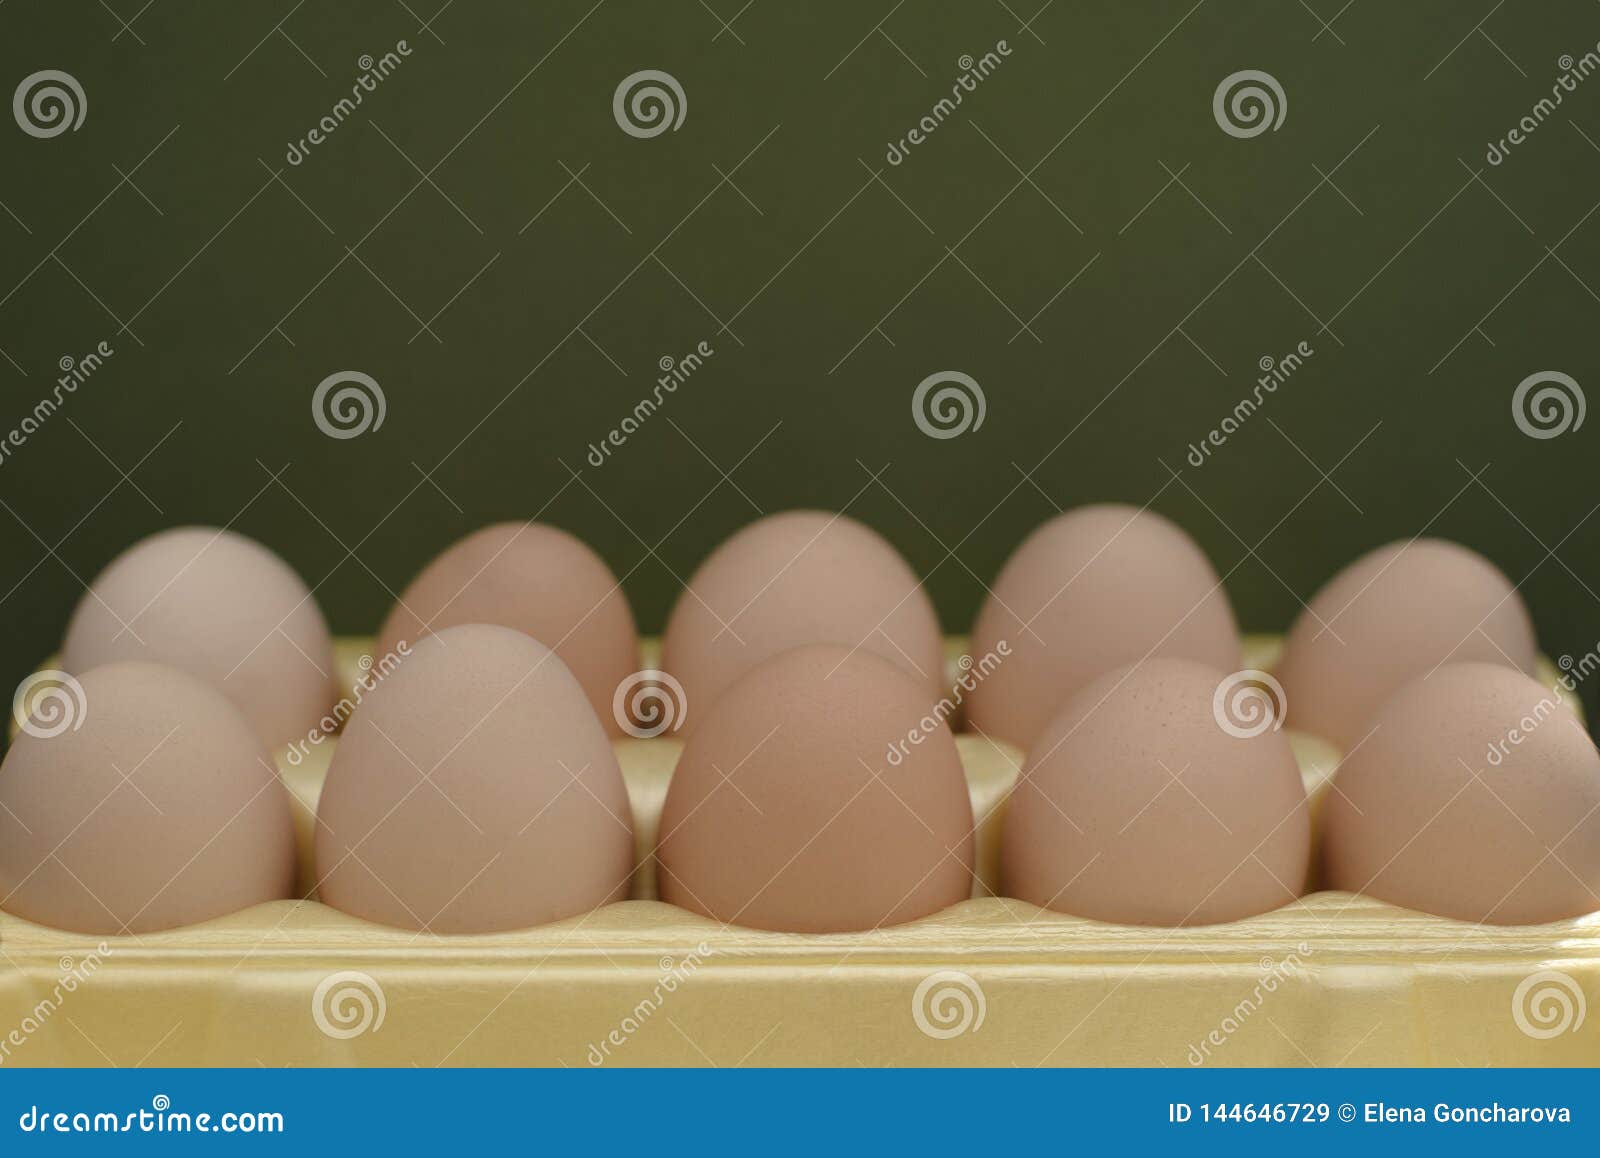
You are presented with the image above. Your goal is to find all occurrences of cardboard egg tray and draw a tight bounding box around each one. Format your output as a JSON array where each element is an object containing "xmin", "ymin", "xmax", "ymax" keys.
[{"xmin": 1, "ymin": 635, "xmax": 1596, "ymax": 1067}]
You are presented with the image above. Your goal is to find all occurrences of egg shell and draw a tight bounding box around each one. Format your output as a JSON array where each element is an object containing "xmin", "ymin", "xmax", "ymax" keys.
[
  {"xmin": 656, "ymin": 644, "xmax": 974, "ymax": 932},
  {"xmin": 1277, "ymin": 539, "xmax": 1538, "ymax": 748},
  {"xmin": 661, "ymin": 512, "xmax": 945, "ymax": 729},
  {"xmin": 966, "ymin": 505, "xmax": 1240, "ymax": 751},
  {"xmin": 61, "ymin": 527, "xmax": 336, "ymax": 750},
  {"xmin": 1002, "ymin": 658, "xmax": 1310, "ymax": 926},
  {"xmin": 373, "ymin": 522, "xmax": 639, "ymax": 737},
  {"xmin": 0, "ymin": 662, "xmax": 296, "ymax": 934},
  {"xmin": 315, "ymin": 624, "xmax": 634, "ymax": 933},
  {"xmin": 1323, "ymin": 662, "xmax": 1600, "ymax": 924}
]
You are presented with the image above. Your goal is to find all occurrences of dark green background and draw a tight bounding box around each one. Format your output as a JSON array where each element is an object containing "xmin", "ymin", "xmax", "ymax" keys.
[{"xmin": 2, "ymin": 1, "xmax": 1597, "ymax": 714}]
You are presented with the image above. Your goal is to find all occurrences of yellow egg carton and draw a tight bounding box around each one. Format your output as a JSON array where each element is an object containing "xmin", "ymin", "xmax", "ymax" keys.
[{"xmin": 0, "ymin": 636, "xmax": 1595, "ymax": 1067}]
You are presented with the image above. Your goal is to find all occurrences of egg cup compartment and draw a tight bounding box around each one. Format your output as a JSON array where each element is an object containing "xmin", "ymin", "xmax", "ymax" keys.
[{"xmin": 1, "ymin": 637, "xmax": 1594, "ymax": 1067}]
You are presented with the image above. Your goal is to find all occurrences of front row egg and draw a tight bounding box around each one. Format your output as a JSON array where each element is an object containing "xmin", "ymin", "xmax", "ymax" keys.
[
  {"xmin": 1002, "ymin": 658, "xmax": 1310, "ymax": 926},
  {"xmin": 1323, "ymin": 662, "xmax": 1600, "ymax": 924},
  {"xmin": 314, "ymin": 623, "xmax": 634, "ymax": 933},
  {"xmin": 11, "ymin": 627, "xmax": 1591, "ymax": 940},
  {"xmin": 656, "ymin": 644, "xmax": 975, "ymax": 933},
  {"xmin": 0, "ymin": 662, "xmax": 296, "ymax": 934}
]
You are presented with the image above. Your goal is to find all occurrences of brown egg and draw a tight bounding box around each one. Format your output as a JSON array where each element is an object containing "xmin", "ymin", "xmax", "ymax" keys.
[
  {"xmin": 656, "ymin": 644, "xmax": 974, "ymax": 932},
  {"xmin": 60, "ymin": 527, "xmax": 336, "ymax": 750},
  {"xmin": 0, "ymin": 662, "xmax": 295, "ymax": 933},
  {"xmin": 315, "ymin": 624, "xmax": 633, "ymax": 932},
  {"xmin": 1002, "ymin": 658, "xmax": 1309, "ymax": 926},
  {"xmin": 1277, "ymin": 539, "xmax": 1537, "ymax": 748},
  {"xmin": 661, "ymin": 512, "xmax": 945, "ymax": 727},
  {"xmin": 1323, "ymin": 662, "xmax": 1600, "ymax": 924},
  {"xmin": 374, "ymin": 522, "xmax": 638, "ymax": 737},
  {"xmin": 966, "ymin": 505, "xmax": 1240, "ymax": 751}
]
